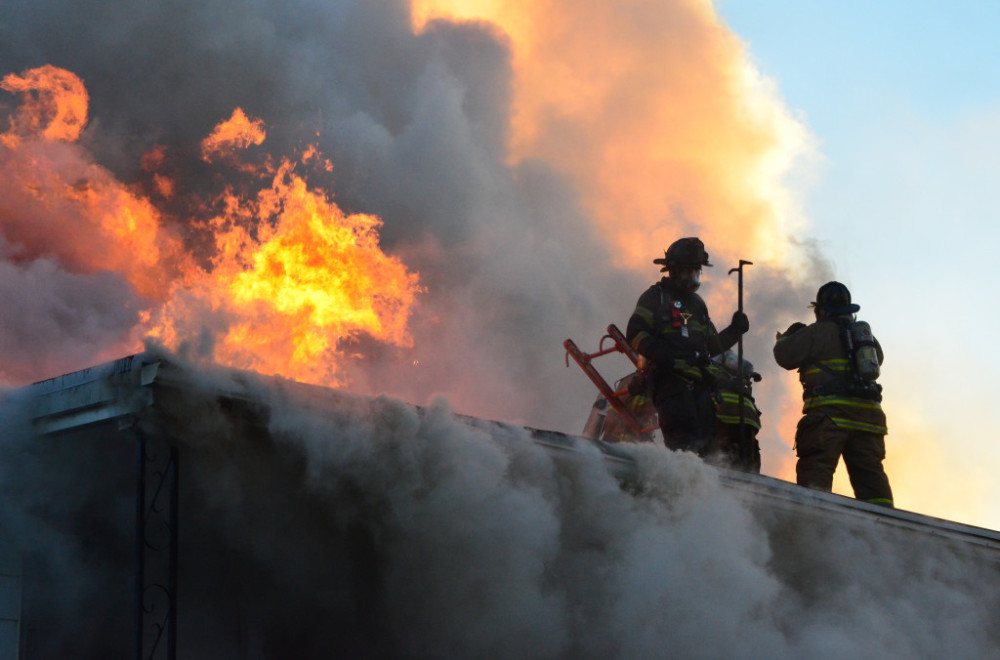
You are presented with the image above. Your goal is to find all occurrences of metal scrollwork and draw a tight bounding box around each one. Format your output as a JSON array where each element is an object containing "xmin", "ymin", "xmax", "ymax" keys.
[{"xmin": 135, "ymin": 432, "xmax": 178, "ymax": 660}]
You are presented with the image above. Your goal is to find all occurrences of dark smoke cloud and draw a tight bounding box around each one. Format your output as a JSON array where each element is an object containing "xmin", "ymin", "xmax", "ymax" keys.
[
  {"xmin": 0, "ymin": 0, "xmax": 842, "ymax": 494},
  {"xmin": 0, "ymin": 0, "xmax": 640, "ymax": 433},
  {"xmin": 0, "ymin": 0, "xmax": 961, "ymax": 653}
]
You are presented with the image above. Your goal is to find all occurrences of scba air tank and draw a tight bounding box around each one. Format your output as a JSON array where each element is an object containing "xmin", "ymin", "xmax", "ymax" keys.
[{"xmin": 850, "ymin": 321, "xmax": 880, "ymax": 380}]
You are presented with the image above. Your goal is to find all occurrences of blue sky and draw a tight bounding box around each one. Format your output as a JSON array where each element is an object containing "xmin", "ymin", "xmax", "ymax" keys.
[{"xmin": 717, "ymin": 1, "xmax": 1000, "ymax": 528}]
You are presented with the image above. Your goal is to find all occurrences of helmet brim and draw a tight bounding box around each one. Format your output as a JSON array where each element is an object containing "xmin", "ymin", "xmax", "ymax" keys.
[
  {"xmin": 653, "ymin": 257, "xmax": 713, "ymax": 271},
  {"xmin": 810, "ymin": 302, "xmax": 860, "ymax": 315}
]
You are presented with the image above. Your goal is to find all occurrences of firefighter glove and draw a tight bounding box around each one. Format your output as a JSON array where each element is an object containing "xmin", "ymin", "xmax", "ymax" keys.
[{"xmin": 731, "ymin": 311, "xmax": 750, "ymax": 335}]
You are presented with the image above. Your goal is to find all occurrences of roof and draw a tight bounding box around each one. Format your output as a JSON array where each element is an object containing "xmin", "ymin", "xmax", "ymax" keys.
[{"xmin": 16, "ymin": 350, "xmax": 1000, "ymax": 561}]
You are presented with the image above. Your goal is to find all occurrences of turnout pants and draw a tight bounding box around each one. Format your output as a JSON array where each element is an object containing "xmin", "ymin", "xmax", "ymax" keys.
[
  {"xmin": 653, "ymin": 376, "xmax": 716, "ymax": 457},
  {"xmin": 715, "ymin": 424, "xmax": 761, "ymax": 474},
  {"xmin": 794, "ymin": 413, "xmax": 893, "ymax": 506}
]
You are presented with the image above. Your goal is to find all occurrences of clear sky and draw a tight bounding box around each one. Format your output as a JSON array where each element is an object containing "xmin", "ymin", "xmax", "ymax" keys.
[{"xmin": 716, "ymin": 1, "xmax": 1000, "ymax": 528}]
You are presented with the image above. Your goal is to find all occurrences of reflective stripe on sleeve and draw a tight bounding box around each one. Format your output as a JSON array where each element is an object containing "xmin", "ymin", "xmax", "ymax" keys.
[
  {"xmin": 633, "ymin": 306, "xmax": 655, "ymax": 324},
  {"xmin": 715, "ymin": 393, "xmax": 761, "ymax": 429}
]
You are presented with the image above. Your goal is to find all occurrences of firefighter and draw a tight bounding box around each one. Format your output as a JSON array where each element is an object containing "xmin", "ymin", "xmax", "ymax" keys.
[
  {"xmin": 625, "ymin": 237, "xmax": 749, "ymax": 456},
  {"xmin": 708, "ymin": 351, "xmax": 762, "ymax": 473},
  {"xmin": 581, "ymin": 372, "xmax": 657, "ymax": 443},
  {"xmin": 773, "ymin": 281, "xmax": 893, "ymax": 507}
]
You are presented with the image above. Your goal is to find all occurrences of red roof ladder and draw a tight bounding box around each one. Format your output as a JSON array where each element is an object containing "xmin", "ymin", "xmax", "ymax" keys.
[{"xmin": 564, "ymin": 324, "xmax": 658, "ymax": 438}]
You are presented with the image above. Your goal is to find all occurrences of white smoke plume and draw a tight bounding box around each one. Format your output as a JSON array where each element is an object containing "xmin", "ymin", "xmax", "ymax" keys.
[
  {"xmin": 0, "ymin": 249, "xmax": 142, "ymax": 383},
  {"xmin": 0, "ymin": 359, "xmax": 997, "ymax": 657}
]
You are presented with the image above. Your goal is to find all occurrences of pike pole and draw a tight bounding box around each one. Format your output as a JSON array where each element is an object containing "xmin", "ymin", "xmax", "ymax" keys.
[{"xmin": 729, "ymin": 259, "xmax": 752, "ymax": 466}]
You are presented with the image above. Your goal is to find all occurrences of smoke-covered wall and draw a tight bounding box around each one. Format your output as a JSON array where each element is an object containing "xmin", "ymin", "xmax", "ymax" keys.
[{"xmin": 1, "ymin": 362, "xmax": 997, "ymax": 658}]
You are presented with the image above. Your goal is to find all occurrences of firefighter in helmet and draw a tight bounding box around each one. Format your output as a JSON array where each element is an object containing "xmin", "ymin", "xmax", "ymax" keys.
[
  {"xmin": 708, "ymin": 350, "xmax": 762, "ymax": 473},
  {"xmin": 625, "ymin": 238, "xmax": 749, "ymax": 456},
  {"xmin": 773, "ymin": 281, "xmax": 893, "ymax": 506}
]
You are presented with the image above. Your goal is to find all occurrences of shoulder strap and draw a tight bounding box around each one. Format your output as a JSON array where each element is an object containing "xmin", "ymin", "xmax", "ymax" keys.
[
  {"xmin": 655, "ymin": 282, "xmax": 670, "ymax": 336},
  {"xmin": 801, "ymin": 318, "xmax": 855, "ymax": 383},
  {"xmin": 804, "ymin": 318, "xmax": 882, "ymax": 401},
  {"xmin": 836, "ymin": 318, "xmax": 857, "ymax": 377}
]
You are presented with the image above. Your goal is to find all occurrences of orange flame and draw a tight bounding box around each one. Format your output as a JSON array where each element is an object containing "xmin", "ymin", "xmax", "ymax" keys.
[
  {"xmin": 0, "ymin": 64, "xmax": 89, "ymax": 145},
  {"xmin": 201, "ymin": 107, "xmax": 267, "ymax": 162},
  {"xmin": 0, "ymin": 66, "xmax": 184, "ymax": 299},
  {"xmin": 1, "ymin": 67, "xmax": 421, "ymax": 387},
  {"xmin": 154, "ymin": 112, "xmax": 420, "ymax": 386},
  {"xmin": 150, "ymin": 155, "xmax": 421, "ymax": 386}
]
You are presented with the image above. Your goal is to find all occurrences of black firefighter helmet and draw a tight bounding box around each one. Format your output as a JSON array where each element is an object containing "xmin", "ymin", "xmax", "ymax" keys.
[
  {"xmin": 653, "ymin": 237, "xmax": 713, "ymax": 272},
  {"xmin": 811, "ymin": 281, "xmax": 860, "ymax": 316}
]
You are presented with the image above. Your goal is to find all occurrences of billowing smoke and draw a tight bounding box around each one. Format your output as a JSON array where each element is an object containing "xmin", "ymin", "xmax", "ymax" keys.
[
  {"xmin": 0, "ymin": 246, "xmax": 142, "ymax": 382},
  {"xmin": 0, "ymin": 361, "xmax": 997, "ymax": 657},
  {"xmin": 2, "ymin": 2, "xmax": 982, "ymax": 654},
  {"xmin": 0, "ymin": 0, "xmax": 826, "ymax": 463}
]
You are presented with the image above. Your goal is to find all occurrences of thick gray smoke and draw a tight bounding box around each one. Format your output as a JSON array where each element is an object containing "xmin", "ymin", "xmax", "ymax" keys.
[
  {"xmin": 0, "ymin": 0, "xmax": 836, "ymax": 468},
  {"xmin": 0, "ymin": 2, "xmax": 966, "ymax": 655},
  {"xmin": 0, "ymin": 0, "xmax": 650, "ymax": 432},
  {"xmin": 0, "ymin": 250, "xmax": 141, "ymax": 383},
  {"xmin": 0, "ymin": 360, "xmax": 997, "ymax": 658}
]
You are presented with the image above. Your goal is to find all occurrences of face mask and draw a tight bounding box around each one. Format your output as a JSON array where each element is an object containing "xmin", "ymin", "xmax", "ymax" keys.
[{"xmin": 672, "ymin": 267, "xmax": 701, "ymax": 293}]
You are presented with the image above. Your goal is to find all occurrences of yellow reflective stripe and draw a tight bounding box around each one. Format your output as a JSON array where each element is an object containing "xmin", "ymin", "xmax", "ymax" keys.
[
  {"xmin": 685, "ymin": 320, "xmax": 709, "ymax": 334},
  {"xmin": 631, "ymin": 331, "xmax": 652, "ymax": 350},
  {"xmin": 634, "ymin": 306, "xmax": 655, "ymax": 324},
  {"xmin": 627, "ymin": 396, "xmax": 648, "ymax": 412},
  {"xmin": 829, "ymin": 417, "xmax": 887, "ymax": 434},
  {"xmin": 866, "ymin": 498, "xmax": 894, "ymax": 506},
  {"xmin": 715, "ymin": 414, "xmax": 761, "ymax": 429},
  {"xmin": 719, "ymin": 394, "xmax": 759, "ymax": 413},
  {"xmin": 719, "ymin": 392, "xmax": 755, "ymax": 406},
  {"xmin": 716, "ymin": 393, "xmax": 759, "ymax": 428},
  {"xmin": 803, "ymin": 395, "xmax": 883, "ymax": 412},
  {"xmin": 802, "ymin": 359, "xmax": 851, "ymax": 376}
]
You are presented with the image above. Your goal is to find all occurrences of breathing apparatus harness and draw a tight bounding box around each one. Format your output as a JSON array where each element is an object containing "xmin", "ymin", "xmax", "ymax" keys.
[
  {"xmin": 803, "ymin": 317, "xmax": 883, "ymax": 403},
  {"xmin": 630, "ymin": 283, "xmax": 716, "ymax": 398},
  {"xmin": 713, "ymin": 352, "xmax": 762, "ymax": 400}
]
